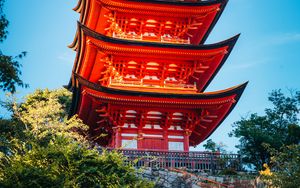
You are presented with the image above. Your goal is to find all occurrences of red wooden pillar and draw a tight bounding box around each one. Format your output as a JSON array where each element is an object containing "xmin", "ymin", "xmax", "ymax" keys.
[
  {"xmin": 163, "ymin": 128, "xmax": 168, "ymax": 151},
  {"xmin": 137, "ymin": 128, "xmax": 143, "ymax": 149},
  {"xmin": 184, "ymin": 130, "xmax": 191, "ymax": 152},
  {"xmin": 114, "ymin": 127, "xmax": 122, "ymax": 148},
  {"xmin": 110, "ymin": 134, "xmax": 115, "ymax": 148},
  {"xmin": 137, "ymin": 112, "xmax": 144, "ymax": 149}
]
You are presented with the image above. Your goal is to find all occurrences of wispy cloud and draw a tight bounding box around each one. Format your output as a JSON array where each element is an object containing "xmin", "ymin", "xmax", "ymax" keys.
[
  {"xmin": 225, "ymin": 58, "xmax": 271, "ymax": 71},
  {"xmin": 57, "ymin": 52, "xmax": 75, "ymax": 64},
  {"xmin": 268, "ymin": 33, "xmax": 300, "ymax": 45}
]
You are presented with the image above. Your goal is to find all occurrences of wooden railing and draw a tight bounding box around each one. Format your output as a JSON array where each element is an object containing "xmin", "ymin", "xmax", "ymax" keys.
[
  {"xmin": 102, "ymin": 149, "xmax": 242, "ymax": 172},
  {"xmin": 109, "ymin": 79, "xmax": 197, "ymax": 92},
  {"xmin": 113, "ymin": 32, "xmax": 191, "ymax": 44}
]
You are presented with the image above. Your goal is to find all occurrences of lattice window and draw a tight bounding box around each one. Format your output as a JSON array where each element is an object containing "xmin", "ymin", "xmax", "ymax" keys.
[
  {"xmin": 111, "ymin": 13, "xmax": 194, "ymax": 44},
  {"xmin": 168, "ymin": 142, "xmax": 184, "ymax": 151},
  {"xmin": 107, "ymin": 57, "xmax": 204, "ymax": 90},
  {"xmin": 122, "ymin": 139, "xmax": 137, "ymax": 149}
]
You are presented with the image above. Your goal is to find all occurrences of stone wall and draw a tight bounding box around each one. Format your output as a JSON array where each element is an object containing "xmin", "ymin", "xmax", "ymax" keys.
[{"xmin": 138, "ymin": 168, "xmax": 262, "ymax": 188}]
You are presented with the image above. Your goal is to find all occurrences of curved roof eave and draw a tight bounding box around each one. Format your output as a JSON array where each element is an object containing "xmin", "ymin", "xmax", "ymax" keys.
[
  {"xmin": 127, "ymin": 0, "xmax": 226, "ymax": 6},
  {"xmin": 192, "ymin": 80, "xmax": 248, "ymax": 145},
  {"xmin": 74, "ymin": 0, "xmax": 228, "ymax": 44},
  {"xmin": 78, "ymin": 22, "xmax": 239, "ymax": 50},
  {"xmin": 73, "ymin": 73, "xmax": 248, "ymax": 100},
  {"xmin": 70, "ymin": 22, "xmax": 240, "ymax": 93},
  {"xmin": 200, "ymin": 0, "xmax": 228, "ymax": 44}
]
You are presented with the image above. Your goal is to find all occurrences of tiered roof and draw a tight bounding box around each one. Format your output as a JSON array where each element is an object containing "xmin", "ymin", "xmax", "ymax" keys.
[
  {"xmin": 68, "ymin": 0, "xmax": 247, "ymax": 149},
  {"xmin": 71, "ymin": 73, "xmax": 247, "ymax": 146},
  {"xmin": 70, "ymin": 23, "xmax": 239, "ymax": 93},
  {"xmin": 72, "ymin": 0, "xmax": 228, "ymax": 44}
]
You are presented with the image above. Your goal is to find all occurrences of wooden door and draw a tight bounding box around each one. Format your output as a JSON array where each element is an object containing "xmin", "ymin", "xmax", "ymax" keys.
[{"xmin": 141, "ymin": 138, "xmax": 165, "ymax": 150}]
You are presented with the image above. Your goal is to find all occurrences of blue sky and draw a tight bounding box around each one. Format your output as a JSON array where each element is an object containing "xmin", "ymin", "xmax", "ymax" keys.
[{"xmin": 1, "ymin": 0, "xmax": 300, "ymax": 151}]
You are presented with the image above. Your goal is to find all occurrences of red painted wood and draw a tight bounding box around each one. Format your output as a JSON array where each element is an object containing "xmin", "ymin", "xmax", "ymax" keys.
[
  {"xmin": 69, "ymin": 0, "xmax": 246, "ymax": 152},
  {"xmin": 75, "ymin": 0, "xmax": 224, "ymax": 45},
  {"xmin": 72, "ymin": 84, "xmax": 245, "ymax": 151},
  {"xmin": 73, "ymin": 26, "xmax": 234, "ymax": 93},
  {"xmin": 184, "ymin": 133, "xmax": 190, "ymax": 152},
  {"xmin": 143, "ymin": 138, "xmax": 165, "ymax": 150}
]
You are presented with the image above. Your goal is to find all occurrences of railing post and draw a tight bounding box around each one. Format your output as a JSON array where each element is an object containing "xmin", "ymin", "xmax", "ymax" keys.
[
  {"xmin": 238, "ymin": 154, "xmax": 243, "ymax": 171},
  {"xmin": 109, "ymin": 149, "xmax": 241, "ymax": 173},
  {"xmin": 210, "ymin": 153, "xmax": 216, "ymax": 175}
]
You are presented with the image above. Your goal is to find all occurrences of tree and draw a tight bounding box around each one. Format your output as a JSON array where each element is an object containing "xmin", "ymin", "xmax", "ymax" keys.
[
  {"xmin": 203, "ymin": 139, "xmax": 227, "ymax": 153},
  {"xmin": 203, "ymin": 139, "xmax": 240, "ymax": 175},
  {"xmin": 0, "ymin": 0, "xmax": 27, "ymax": 93},
  {"xmin": 230, "ymin": 90, "xmax": 300, "ymax": 170},
  {"xmin": 0, "ymin": 88, "xmax": 153, "ymax": 187},
  {"xmin": 260, "ymin": 144, "xmax": 300, "ymax": 188},
  {"xmin": 203, "ymin": 139, "xmax": 217, "ymax": 152},
  {"xmin": 0, "ymin": 137, "xmax": 153, "ymax": 187}
]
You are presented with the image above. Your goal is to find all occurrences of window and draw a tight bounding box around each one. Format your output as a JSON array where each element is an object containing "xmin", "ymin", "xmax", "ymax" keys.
[
  {"xmin": 168, "ymin": 142, "xmax": 184, "ymax": 151},
  {"xmin": 122, "ymin": 140, "xmax": 137, "ymax": 149}
]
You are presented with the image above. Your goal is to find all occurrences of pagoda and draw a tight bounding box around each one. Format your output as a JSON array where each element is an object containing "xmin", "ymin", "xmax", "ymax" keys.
[{"xmin": 68, "ymin": 0, "xmax": 247, "ymax": 152}]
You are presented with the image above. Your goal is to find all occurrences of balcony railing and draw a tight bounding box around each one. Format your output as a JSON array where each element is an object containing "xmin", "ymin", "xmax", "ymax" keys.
[
  {"xmin": 113, "ymin": 32, "xmax": 191, "ymax": 44},
  {"xmin": 109, "ymin": 79, "xmax": 197, "ymax": 92},
  {"xmin": 102, "ymin": 149, "xmax": 242, "ymax": 172}
]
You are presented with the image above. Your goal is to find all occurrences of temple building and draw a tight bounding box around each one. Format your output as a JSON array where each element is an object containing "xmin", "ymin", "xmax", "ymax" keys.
[{"xmin": 68, "ymin": 0, "xmax": 247, "ymax": 152}]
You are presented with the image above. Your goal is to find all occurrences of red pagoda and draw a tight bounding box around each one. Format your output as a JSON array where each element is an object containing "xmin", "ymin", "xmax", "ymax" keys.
[{"xmin": 68, "ymin": 0, "xmax": 247, "ymax": 152}]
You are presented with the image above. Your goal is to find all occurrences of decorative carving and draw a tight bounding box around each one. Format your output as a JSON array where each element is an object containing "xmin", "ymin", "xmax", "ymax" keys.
[
  {"xmin": 99, "ymin": 56, "xmax": 123, "ymax": 86},
  {"xmin": 104, "ymin": 13, "xmax": 126, "ymax": 37}
]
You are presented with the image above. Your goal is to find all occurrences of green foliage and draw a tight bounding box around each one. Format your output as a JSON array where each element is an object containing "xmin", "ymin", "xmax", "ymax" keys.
[
  {"xmin": 218, "ymin": 168, "xmax": 238, "ymax": 176},
  {"xmin": 0, "ymin": 118, "xmax": 26, "ymax": 155},
  {"xmin": 230, "ymin": 90, "xmax": 300, "ymax": 170},
  {"xmin": 0, "ymin": 51, "xmax": 28, "ymax": 93},
  {"xmin": 0, "ymin": 0, "xmax": 27, "ymax": 93},
  {"xmin": 203, "ymin": 139, "xmax": 217, "ymax": 152},
  {"xmin": 0, "ymin": 137, "xmax": 152, "ymax": 188},
  {"xmin": 0, "ymin": 88, "xmax": 153, "ymax": 188},
  {"xmin": 261, "ymin": 144, "xmax": 300, "ymax": 188},
  {"xmin": 203, "ymin": 139, "xmax": 240, "ymax": 173},
  {"xmin": 16, "ymin": 88, "xmax": 84, "ymax": 143},
  {"xmin": 203, "ymin": 139, "xmax": 227, "ymax": 153},
  {"xmin": 0, "ymin": 0, "xmax": 8, "ymax": 42}
]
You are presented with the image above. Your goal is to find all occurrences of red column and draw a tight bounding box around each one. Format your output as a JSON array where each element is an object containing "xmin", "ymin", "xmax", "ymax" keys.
[
  {"xmin": 114, "ymin": 127, "xmax": 122, "ymax": 148},
  {"xmin": 164, "ymin": 129, "xmax": 168, "ymax": 151},
  {"xmin": 137, "ymin": 127, "xmax": 143, "ymax": 150},
  {"xmin": 137, "ymin": 112, "xmax": 144, "ymax": 149},
  {"xmin": 184, "ymin": 130, "xmax": 191, "ymax": 152}
]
